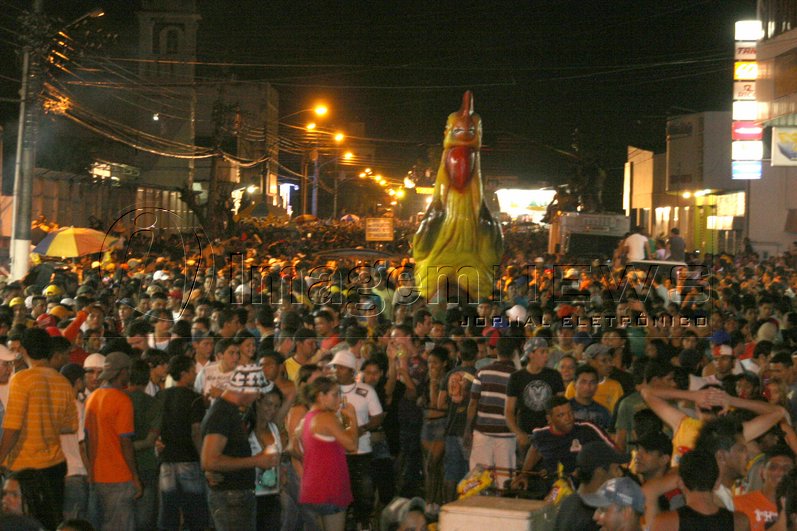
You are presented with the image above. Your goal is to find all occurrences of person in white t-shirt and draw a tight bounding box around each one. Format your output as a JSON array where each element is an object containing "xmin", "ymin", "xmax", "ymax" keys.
[
  {"xmin": 330, "ymin": 349, "xmax": 384, "ymax": 529},
  {"xmin": 194, "ymin": 338, "xmax": 240, "ymax": 404},
  {"xmin": 59, "ymin": 363, "xmax": 89, "ymax": 520},
  {"xmin": 624, "ymin": 227, "xmax": 649, "ymax": 262}
]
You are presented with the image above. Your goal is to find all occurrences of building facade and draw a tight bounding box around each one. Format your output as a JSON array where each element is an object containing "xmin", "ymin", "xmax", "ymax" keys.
[
  {"xmin": 625, "ymin": 112, "xmax": 745, "ymax": 254},
  {"xmin": 749, "ymin": 1, "xmax": 797, "ymax": 257}
]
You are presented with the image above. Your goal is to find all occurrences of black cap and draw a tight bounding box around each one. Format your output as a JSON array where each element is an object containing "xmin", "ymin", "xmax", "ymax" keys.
[
  {"xmin": 631, "ymin": 431, "xmax": 673, "ymax": 457},
  {"xmin": 678, "ymin": 348, "xmax": 702, "ymax": 371},
  {"xmin": 60, "ymin": 363, "xmax": 85, "ymax": 386},
  {"xmin": 576, "ymin": 441, "xmax": 629, "ymax": 472}
]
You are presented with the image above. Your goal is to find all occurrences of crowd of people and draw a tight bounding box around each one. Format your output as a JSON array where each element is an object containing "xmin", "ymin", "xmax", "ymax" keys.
[{"xmin": 4, "ymin": 219, "xmax": 797, "ymax": 531}]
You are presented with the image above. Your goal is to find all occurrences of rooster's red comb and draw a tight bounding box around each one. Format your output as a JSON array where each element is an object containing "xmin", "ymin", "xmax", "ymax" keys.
[{"xmin": 459, "ymin": 91, "xmax": 473, "ymax": 117}]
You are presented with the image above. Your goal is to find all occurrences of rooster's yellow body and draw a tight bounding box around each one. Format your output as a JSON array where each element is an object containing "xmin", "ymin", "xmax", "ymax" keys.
[{"xmin": 412, "ymin": 91, "xmax": 503, "ymax": 302}]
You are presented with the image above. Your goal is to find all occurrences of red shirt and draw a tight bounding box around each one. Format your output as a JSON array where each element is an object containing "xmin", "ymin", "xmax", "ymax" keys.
[{"xmin": 320, "ymin": 333, "xmax": 342, "ymax": 350}]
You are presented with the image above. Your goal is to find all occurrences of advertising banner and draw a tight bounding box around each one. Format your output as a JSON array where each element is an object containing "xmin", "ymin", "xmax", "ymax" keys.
[{"xmin": 772, "ymin": 127, "xmax": 797, "ymax": 166}]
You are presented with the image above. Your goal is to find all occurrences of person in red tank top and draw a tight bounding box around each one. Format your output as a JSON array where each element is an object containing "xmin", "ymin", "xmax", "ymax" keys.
[{"xmin": 300, "ymin": 376, "xmax": 359, "ymax": 531}]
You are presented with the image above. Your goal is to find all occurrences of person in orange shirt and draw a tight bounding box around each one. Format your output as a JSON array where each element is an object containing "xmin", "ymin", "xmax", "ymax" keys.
[
  {"xmin": 84, "ymin": 352, "xmax": 141, "ymax": 530},
  {"xmin": 734, "ymin": 446, "xmax": 794, "ymax": 531}
]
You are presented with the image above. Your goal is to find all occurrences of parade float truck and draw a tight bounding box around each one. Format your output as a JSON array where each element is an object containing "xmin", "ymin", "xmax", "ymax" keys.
[{"xmin": 547, "ymin": 212, "xmax": 630, "ymax": 258}]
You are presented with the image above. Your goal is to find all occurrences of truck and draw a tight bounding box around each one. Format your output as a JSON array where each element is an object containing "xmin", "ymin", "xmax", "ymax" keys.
[{"xmin": 547, "ymin": 212, "xmax": 630, "ymax": 258}]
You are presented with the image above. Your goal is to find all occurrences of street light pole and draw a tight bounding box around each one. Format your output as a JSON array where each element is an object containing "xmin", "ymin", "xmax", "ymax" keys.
[
  {"xmin": 311, "ymin": 149, "xmax": 319, "ymax": 217},
  {"xmin": 301, "ymin": 157, "xmax": 308, "ymax": 215},
  {"xmin": 10, "ymin": 0, "xmax": 43, "ymax": 281},
  {"xmin": 333, "ymin": 172, "xmax": 339, "ymax": 220}
]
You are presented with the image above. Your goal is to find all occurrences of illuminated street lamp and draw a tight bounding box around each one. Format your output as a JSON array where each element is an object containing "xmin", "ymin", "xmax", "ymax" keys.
[
  {"xmin": 334, "ymin": 132, "xmax": 345, "ymax": 143},
  {"xmin": 280, "ymin": 104, "xmax": 328, "ymax": 121},
  {"xmin": 279, "ymin": 103, "xmax": 330, "ymax": 215}
]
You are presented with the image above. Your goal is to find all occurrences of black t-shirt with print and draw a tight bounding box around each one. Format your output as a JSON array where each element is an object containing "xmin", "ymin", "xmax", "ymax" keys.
[{"xmin": 506, "ymin": 367, "xmax": 564, "ymax": 433}]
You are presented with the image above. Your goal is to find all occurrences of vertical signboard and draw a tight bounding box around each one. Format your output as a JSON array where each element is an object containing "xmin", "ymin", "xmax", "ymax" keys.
[{"xmin": 732, "ymin": 21, "xmax": 762, "ymax": 179}]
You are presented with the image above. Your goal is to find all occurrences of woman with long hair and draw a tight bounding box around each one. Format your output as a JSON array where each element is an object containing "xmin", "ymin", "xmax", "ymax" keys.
[
  {"xmin": 282, "ymin": 364, "xmax": 322, "ymax": 531},
  {"xmin": 300, "ymin": 376, "xmax": 358, "ymax": 531},
  {"xmin": 421, "ymin": 347, "xmax": 450, "ymax": 508},
  {"xmin": 249, "ymin": 386, "xmax": 285, "ymax": 530}
]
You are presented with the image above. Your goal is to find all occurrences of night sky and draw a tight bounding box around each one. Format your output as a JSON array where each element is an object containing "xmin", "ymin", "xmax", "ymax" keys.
[{"xmin": 0, "ymin": 0, "xmax": 757, "ymax": 207}]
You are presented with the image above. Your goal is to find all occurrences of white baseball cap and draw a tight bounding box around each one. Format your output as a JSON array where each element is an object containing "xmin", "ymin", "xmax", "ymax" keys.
[
  {"xmin": 0, "ymin": 345, "xmax": 17, "ymax": 363},
  {"xmin": 330, "ymin": 349, "xmax": 357, "ymax": 370},
  {"xmin": 83, "ymin": 353, "xmax": 106, "ymax": 370}
]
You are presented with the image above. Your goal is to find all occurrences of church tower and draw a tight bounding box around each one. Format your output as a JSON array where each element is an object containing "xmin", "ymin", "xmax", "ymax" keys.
[
  {"xmin": 134, "ymin": 0, "xmax": 200, "ymax": 188},
  {"xmin": 137, "ymin": 0, "xmax": 200, "ymax": 82}
]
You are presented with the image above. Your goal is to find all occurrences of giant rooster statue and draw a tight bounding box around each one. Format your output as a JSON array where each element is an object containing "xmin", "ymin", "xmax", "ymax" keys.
[{"xmin": 412, "ymin": 91, "xmax": 504, "ymax": 303}]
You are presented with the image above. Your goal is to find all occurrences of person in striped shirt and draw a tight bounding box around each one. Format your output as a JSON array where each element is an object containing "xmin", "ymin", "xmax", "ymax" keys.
[{"xmin": 465, "ymin": 336, "xmax": 520, "ymax": 490}]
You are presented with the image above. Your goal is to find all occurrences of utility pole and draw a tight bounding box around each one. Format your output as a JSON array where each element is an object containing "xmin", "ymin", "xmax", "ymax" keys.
[{"xmin": 10, "ymin": 0, "xmax": 43, "ymax": 280}]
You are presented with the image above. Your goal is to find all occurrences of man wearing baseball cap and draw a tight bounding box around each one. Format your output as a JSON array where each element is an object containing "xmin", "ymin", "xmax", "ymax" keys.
[
  {"xmin": 703, "ymin": 343, "xmax": 737, "ymax": 385},
  {"xmin": 82, "ymin": 353, "xmax": 106, "ymax": 399},
  {"xmin": 201, "ymin": 364, "xmax": 277, "ymax": 531},
  {"xmin": 553, "ymin": 441, "xmax": 628, "ymax": 530},
  {"xmin": 84, "ymin": 351, "xmax": 140, "ymax": 530},
  {"xmin": 582, "ymin": 476, "xmax": 645, "ymax": 531},
  {"xmin": 506, "ymin": 337, "xmax": 564, "ymax": 449},
  {"xmin": 331, "ymin": 349, "xmax": 383, "ymax": 528},
  {"xmin": 631, "ymin": 431, "xmax": 672, "ymax": 484}
]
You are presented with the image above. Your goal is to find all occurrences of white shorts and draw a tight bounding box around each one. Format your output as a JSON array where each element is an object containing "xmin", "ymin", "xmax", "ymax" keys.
[{"xmin": 468, "ymin": 431, "xmax": 517, "ymax": 490}]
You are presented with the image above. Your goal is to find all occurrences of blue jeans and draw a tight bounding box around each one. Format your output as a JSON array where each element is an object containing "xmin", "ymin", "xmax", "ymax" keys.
[
  {"xmin": 158, "ymin": 462, "xmax": 209, "ymax": 531},
  {"xmin": 207, "ymin": 489, "xmax": 256, "ymax": 531},
  {"xmin": 63, "ymin": 475, "xmax": 89, "ymax": 521},
  {"xmin": 93, "ymin": 481, "xmax": 136, "ymax": 531},
  {"xmin": 281, "ymin": 464, "xmax": 319, "ymax": 531},
  {"xmin": 371, "ymin": 440, "xmax": 395, "ymax": 505},
  {"xmin": 398, "ymin": 420, "xmax": 423, "ymax": 497},
  {"xmin": 134, "ymin": 476, "xmax": 157, "ymax": 531},
  {"xmin": 444, "ymin": 435, "xmax": 470, "ymax": 483}
]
